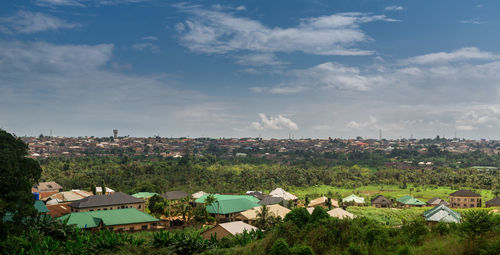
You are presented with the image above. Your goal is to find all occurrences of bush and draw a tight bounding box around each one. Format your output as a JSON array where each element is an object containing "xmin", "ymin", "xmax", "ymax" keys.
[
  {"xmin": 290, "ymin": 244, "xmax": 315, "ymax": 255},
  {"xmin": 284, "ymin": 208, "xmax": 310, "ymax": 227},
  {"xmin": 270, "ymin": 238, "xmax": 290, "ymax": 255},
  {"xmin": 309, "ymin": 207, "xmax": 329, "ymax": 223}
]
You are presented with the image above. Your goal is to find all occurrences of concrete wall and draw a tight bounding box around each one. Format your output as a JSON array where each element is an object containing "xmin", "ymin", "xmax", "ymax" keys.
[
  {"xmin": 72, "ymin": 202, "xmax": 145, "ymax": 212},
  {"xmin": 449, "ymin": 196, "xmax": 481, "ymax": 208}
]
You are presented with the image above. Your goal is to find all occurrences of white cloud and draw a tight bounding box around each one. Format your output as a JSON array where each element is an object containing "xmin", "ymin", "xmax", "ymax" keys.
[
  {"xmin": 460, "ymin": 18, "xmax": 485, "ymax": 25},
  {"xmin": 236, "ymin": 53, "xmax": 286, "ymax": 67},
  {"xmin": 404, "ymin": 47, "xmax": 498, "ymax": 65},
  {"xmin": 131, "ymin": 42, "xmax": 158, "ymax": 52},
  {"xmin": 250, "ymin": 113, "xmax": 298, "ymax": 131},
  {"xmin": 141, "ymin": 36, "xmax": 158, "ymax": 41},
  {"xmin": 347, "ymin": 116, "xmax": 378, "ymax": 130},
  {"xmin": 0, "ymin": 11, "xmax": 79, "ymax": 34},
  {"xmin": 385, "ymin": 6, "xmax": 404, "ymax": 11},
  {"xmin": 36, "ymin": 0, "xmax": 85, "ymax": 7},
  {"xmin": 175, "ymin": 6, "xmax": 396, "ymax": 56}
]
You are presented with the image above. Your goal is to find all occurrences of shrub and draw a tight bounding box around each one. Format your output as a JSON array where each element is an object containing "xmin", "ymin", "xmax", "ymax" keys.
[
  {"xmin": 284, "ymin": 208, "xmax": 310, "ymax": 227},
  {"xmin": 270, "ymin": 238, "xmax": 290, "ymax": 255},
  {"xmin": 309, "ymin": 207, "xmax": 329, "ymax": 223},
  {"xmin": 290, "ymin": 244, "xmax": 316, "ymax": 255}
]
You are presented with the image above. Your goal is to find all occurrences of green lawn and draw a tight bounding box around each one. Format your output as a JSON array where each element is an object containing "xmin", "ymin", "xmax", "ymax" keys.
[{"xmin": 288, "ymin": 184, "xmax": 496, "ymax": 204}]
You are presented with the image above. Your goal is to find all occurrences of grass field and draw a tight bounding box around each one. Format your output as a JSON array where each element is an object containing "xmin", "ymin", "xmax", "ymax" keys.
[{"xmin": 288, "ymin": 184, "xmax": 496, "ymax": 204}]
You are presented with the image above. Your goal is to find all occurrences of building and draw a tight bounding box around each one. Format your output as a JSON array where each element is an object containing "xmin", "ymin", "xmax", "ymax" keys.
[
  {"xmin": 308, "ymin": 196, "xmax": 339, "ymax": 208},
  {"xmin": 485, "ymin": 197, "xmax": 500, "ymax": 208},
  {"xmin": 195, "ymin": 194, "xmax": 260, "ymax": 204},
  {"xmin": 269, "ymin": 188, "xmax": 298, "ymax": 201},
  {"xmin": 132, "ymin": 192, "xmax": 159, "ymax": 200},
  {"xmin": 46, "ymin": 203, "xmax": 72, "ymax": 217},
  {"xmin": 397, "ymin": 195, "xmax": 426, "ymax": 208},
  {"xmin": 113, "ymin": 129, "xmax": 118, "ymax": 139},
  {"xmin": 343, "ymin": 194, "xmax": 365, "ymax": 206},
  {"xmin": 423, "ymin": 205, "xmax": 461, "ymax": 225},
  {"xmin": 44, "ymin": 189, "xmax": 93, "ymax": 205},
  {"xmin": 34, "ymin": 182, "xmax": 63, "ymax": 193},
  {"xmin": 371, "ymin": 195, "xmax": 392, "ymax": 208},
  {"xmin": 327, "ymin": 208, "xmax": 355, "ymax": 219},
  {"xmin": 235, "ymin": 204, "xmax": 291, "ymax": 225},
  {"xmin": 201, "ymin": 221, "xmax": 258, "ymax": 240},
  {"xmin": 59, "ymin": 208, "xmax": 159, "ymax": 231},
  {"xmin": 449, "ymin": 190, "xmax": 481, "ymax": 208},
  {"xmin": 206, "ymin": 198, "xmax": 260, "ymax": 222},
  {"xmin": 95, "ymin": 186, "xmax": 115, "ymax": 195},
  {"xmin": 259, "ymin": 196, "xmax": 287, "ymax": 206},
  {"xmin": 69, "ymin": 192, "xmax": 145, "ymax": 212},
  {"xmin": 426, "ymin": 197, "xmax": 450, "ymax": 207},
  {"xmin": 192, "ymin": 191, "xmax": 208, "ymax": 199},
  {"xmin": 161, "ymin": 191, "xmax": 190, "ymax": 201}
]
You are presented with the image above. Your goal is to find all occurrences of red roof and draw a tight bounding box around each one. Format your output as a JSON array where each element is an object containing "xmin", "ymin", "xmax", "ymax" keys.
[{"xmin": 46, "ymin": 203, "xmax": 72, "ymax": 217}]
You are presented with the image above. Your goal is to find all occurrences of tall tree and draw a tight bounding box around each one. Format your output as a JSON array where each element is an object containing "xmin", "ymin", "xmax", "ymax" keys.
[{"xmin": 0, "ymin": 130, "xmax": 42, "ymax": 237}]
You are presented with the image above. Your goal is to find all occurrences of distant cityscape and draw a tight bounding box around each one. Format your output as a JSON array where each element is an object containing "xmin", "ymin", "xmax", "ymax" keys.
[{"xmin": 21, "ymin": 129, "xmax": 500, "ymax": 160}]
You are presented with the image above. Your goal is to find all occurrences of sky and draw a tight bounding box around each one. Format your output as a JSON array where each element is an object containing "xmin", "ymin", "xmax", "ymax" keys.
[{"xmin": 1, "ymin": 0, "xmax": 500, "ymax": 139}]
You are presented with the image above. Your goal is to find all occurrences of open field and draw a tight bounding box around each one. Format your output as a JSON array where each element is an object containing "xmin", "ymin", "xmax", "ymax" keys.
[{"xmin": 288, "ymin": 184, "xmax": 497, "ymax": 203}]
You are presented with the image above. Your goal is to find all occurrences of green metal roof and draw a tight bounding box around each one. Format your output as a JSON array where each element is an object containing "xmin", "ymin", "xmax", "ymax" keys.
[
  {"xmin": 195, "ymin": 194, "xmax": 259, "ymax": 204},
  {"xmin": 424, "ymin": 205, "xmax": 461, "ymax": 223},
  {"xmin": 58, "ymin": 208, "xmax": 159, "ymax": 229},
  {"xmin": 34, "ymin": 200, "xmax": 49, "ymax": 213},
  {"xmin": 343, "ymin": 194, "xmax": 365, "ymax": 203},
  {"xmin": 132, "ymin": 192, "xmax": 159, "ymax": 199},
  {"xmin": 397, "ymin": 195, "xmax": 426, "ymax": 205},
  {"xmin": 206, "ymin": 198, "xmax": 260, "ymax": 215}
]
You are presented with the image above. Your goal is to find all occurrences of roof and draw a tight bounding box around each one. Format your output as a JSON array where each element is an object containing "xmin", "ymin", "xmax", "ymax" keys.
[
  {"xmin": 34, "ymin": 182, "xmax": 62, "ymax": 192},
  {"xmin": 46, "ymin": 203, "xmax": 71, "ymax": 217},
  {"xmin": 48, "ymin": 190, "xmax": 93, "ymax": 202},
  {"xmin": 449, "ymin": 190, "xmax": 481, "ymax": 197},
  {"xmin": 308, "ymin": 196, "xmax": 339, "ymax": 207},
  {"xmin": 238, "ymin": 204, "xmax": 291, "ymax": 220},
  {"xmin": 427, "ymin": 197, "xmax": 450, "ymax": 206},
  {"xmin": 96, "ymin": 187, "xmax": 115, "ymax": 193},
  {"xmin": 247, "ymin": 191, "xmax": 266, "ymax": 200},
  {"xmin": 34, "ymin": 200, "xmax": 48, "ymax": 213},
  {"xmin": 269, "ymin": 188, "xmax": 298, "ymax": 201},
  {"xmin": 397, "ymin": 195, "xmax": 426, "ymax": 205},
  {"xmin": 59, "ymin": 208, "xmax": 159, "ymax": 228},
  {"xmin": 217, "ymin": 221, "xmax": 258, "ymax": 235},
  {"xmin": 132, "ymin": 192, "xmax": 159, "ymax": 199},
  {"xmin": 486, "ymin": 197, "xmax": 500, "ymax": 206},
  {"xmin": 195, "ymin": 194, "xmax": 260, "ymax": 204},
  {"xmin": 161, "ymin": 191, "xmax": 190, "ymax": 200},
  {"xmin": 192, "ymin": 191, "xmax": 208, "ymax": 199},
  {"xmin": 424, "ymin": 205, "xmax": 461, "ymax": 223},
  {"xmin": 70, "ymin": 192, "xmax": 143, "ymax": 209},
  {"xmin": 327, "ymin": 208, "xmax": 355, "ymax": 219},
  {"xmin": 343, "ymin": 194, "xmax": 365, "ymax": 204},
  {"xmin": 259, "ymin": 196, "xmax": 285, "ymax": 205},
  {"xmin": 206, "ymin": 198, "xmax": 260, "ymax": 214},
  {"xmin": 371, "ymin": 195, "xmax": 391, "ymax": 204}
]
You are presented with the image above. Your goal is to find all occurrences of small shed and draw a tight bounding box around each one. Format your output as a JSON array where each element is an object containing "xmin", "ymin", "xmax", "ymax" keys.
[
  {"xmin": 327, "ymin": 208, "xmax": 355, "ymax": 219},
  {"xmin": 201, "ymin": 221, "xmax": 258, "ymax": 240},
  {"xmin": 423, "ymin": 205, "xmax": 461, "ymax": 224},
  {"xmin": 371, "ymin": 195, "xmax": 392, "ymax": 208},
  {"xmin": 485, "ymin": 197, "xmax": 500, "ymax": 208},
  {"xmin": 343, "ymin": 194, "xmax": 365, "ymax": 205},
  {"xmin": 308, "ymin": 196, "xmax": 339, "ymax": 208}
]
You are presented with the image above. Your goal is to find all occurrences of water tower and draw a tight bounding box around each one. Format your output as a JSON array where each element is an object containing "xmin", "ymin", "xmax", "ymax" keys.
[{"xmin": 113, "ymin": 129, "xmax": 118, "ymax": 139}]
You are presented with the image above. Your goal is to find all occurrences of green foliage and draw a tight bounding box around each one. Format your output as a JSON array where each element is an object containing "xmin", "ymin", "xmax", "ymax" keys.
[
  {"xmin": 269, "ymin": 238, "xmax": 290, "ymax": 255},
  {"xmin": 284, "ymin": 208, "xmax": 310, "ymax": 227},
  {"xmin": 0, "ymin": 129, "xmax": 42, "ymax": 238},
  {"xmin": 290, "ymin": 244, "xmax": 315, "ymax": 255},
  {"xmin": 309, "ymin": 207, "xmax": 329, "ymax": 223},
  {"xmin": 400, "ymin": 218, "xmax": 429, "ymax": 245},
  {"xmin": 152, "ymin": 230, "xmax": 217, "ymax": 254}
]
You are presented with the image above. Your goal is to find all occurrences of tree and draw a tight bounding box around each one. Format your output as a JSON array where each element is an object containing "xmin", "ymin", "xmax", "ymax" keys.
[
  {"xmin": 0, "ymin": 130, "xmax": 42, "ymax": 237},
  {"xmin": 255, "ymin": 205, "xmax": 273, "ymax": 230},
  {"xmin": 309, "ymin": 207, "xmax": 329, "ymax": 223},
  {"xmin": 284, "ymin": 208, "xmax": 310, "ymax": 227},
  {"xmin": 101, "ymin": 180, "xmax": 106, "ymax": 195},
  {"xmin": 91, "ymin": 184, "xmax": 96, "ymax": 195}
]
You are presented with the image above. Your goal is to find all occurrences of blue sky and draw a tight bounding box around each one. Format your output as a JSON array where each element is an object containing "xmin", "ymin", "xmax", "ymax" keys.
[{"xmin": 1, "ymin": 0, "xmax": 500, "ymax": 139}]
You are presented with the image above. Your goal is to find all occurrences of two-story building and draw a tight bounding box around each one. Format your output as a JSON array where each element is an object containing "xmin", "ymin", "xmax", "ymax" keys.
[
  {"xmin": 69, "ymin": 192, "xmax": 145, "ymax": 212},
  {"xmin": 449, "ymin": 190, "xmax": 481, "ymax": 208}
]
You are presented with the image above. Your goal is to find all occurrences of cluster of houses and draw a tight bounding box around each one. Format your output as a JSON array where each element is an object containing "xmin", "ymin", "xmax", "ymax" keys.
[{"xmin": 27, "ymin": 182, "xmax": 500, "ymax": 240}]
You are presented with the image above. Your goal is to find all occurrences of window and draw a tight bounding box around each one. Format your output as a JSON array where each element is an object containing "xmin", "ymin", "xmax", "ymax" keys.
[
  {"xmin": 470, "ymin": 198, "xmax": 474, "ymax": 202},
  {"xmin": 90, "ymin": 209, "xmax": 94, "ymax": 211},
  {"xmin": 129, "ymin": 227, "xmax": 134, "ymax": 231},
  {"xmin": 138, "ymin": 205, "xmax": 141, "ymax": 209},
  {"xmin": 104, "ymin": 208, "xmax": 107, "ymax": 210},
  {"xmin": 141, "ymin": 225, "xmax": 148, "ymax": 230},
  {"xmin": 457, "ymin": 198, "xmax": 461, "ymax": 202}
]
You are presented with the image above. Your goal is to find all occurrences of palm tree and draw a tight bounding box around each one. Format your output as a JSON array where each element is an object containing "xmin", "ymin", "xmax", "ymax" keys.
[
  {"xmin": 256, "ymin": 205, "xmax": 272, "ymax": 230},
  {"xmin": 204, "ymin": 194, "xmax": 220, "ymax": 219}
]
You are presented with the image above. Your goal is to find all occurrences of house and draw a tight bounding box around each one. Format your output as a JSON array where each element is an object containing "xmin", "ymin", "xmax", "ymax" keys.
[
  {"xmin": 269, "ymin": 188, "xmax": 298, "ymax": 201},
  {"xmin": 206, "ymin": 198, "xmax": 260, "ymax": 222},
  {"xmin": 246, "ymin": 191, "xmax": 266, "ymax": 200},
  {"xmin": 195, "ymin": 194, "xmax": 260, "ymax": 204},
  {"xmin": 234, "ymin": 204, "xmax": 291, "ymax": 225},
  {"xmin": 192, "ymin": 191, "xmax": 208, "ymax": 199},
  {"xmin": 46, "ymin": 203, "xmax": 72, "ymax": 217},
  {"xmin": 132, "ymin": 192, "xmax": 159, "ymax": 200},
  {"xmin": 449, "ymin": 190, "xmax": 482, "ymax": 208},
  {"xmin": 34, "ymin": 182, "xmax": 63, "ymax": 193},
  {"xmin": 201, "ymin": 221, "xmax": 258, "ymax": 240},
  {"xmin": 69, "ymin": 192, "xmax": 145, "ymax": 212},
  {"xmin": 161, "ymin": 191, "xmax": 190, "ymax": 201},
  {"xmin": 44, "ymin": 189, "xmax": 93, "ymax": 205},
  {"xmin": 343, "ymin": 194, "xmax": 365, "ymax": 206},
  {"xmin": 327, "ymin": 208, "xmax": 355, "ymax": 219},
  {"xmin": 423, "ymin": 205, "xmax": 461, "ymax": 225},
  {"xmin": 259, "ymin": 196, "xmax": 287, "ymax": 206},
  {"xmin": 397, "ymin": 195, "xmax": 426, "ymax": 208},
  {"xmin": 59, "ymin": 208, "xmax": 159, "ymax": 231},
  {"xmin": 308, "ymin": 196, "xmax": 339, "ymax": 208},
  {"xmin": 371, "ymin": 195, "xmax": 392, "ymax": 208},
  {"xmin": 485, "ymin": 197, "xmax": 500, "ymax": 208},
  {"xmin": 95, "ymin": 186, "xmax": 115, "ymax": 195},
  {"xmin": 426, "ymin": 197, "xmax": 450, "ymax": 207}
]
